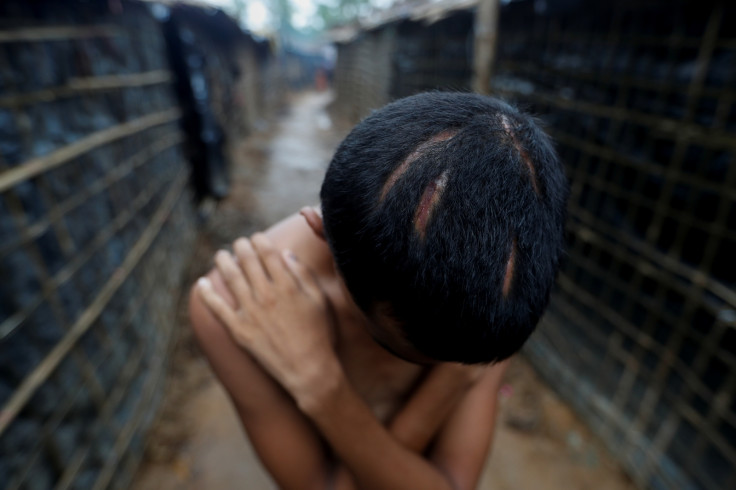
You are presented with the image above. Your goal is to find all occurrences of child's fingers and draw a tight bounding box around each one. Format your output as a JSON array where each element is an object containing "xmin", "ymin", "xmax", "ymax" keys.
[
  {"xmin": 233, "ymin": 237, "xmax": 271, "ymax": 292},
  {"xmin": 282, "ymin": 249, "xmax": 321, "ymax": 297},
  {"xmin": 197, "ymin": 277, "xmax": 240, "ymax": 328},
  {"xmin": 214, "ymin": 250, "xmax": 252, "ymax": 305},
  {"xmin": 251, "ymin": 233, "xmax": 297, "ymax": 287}
]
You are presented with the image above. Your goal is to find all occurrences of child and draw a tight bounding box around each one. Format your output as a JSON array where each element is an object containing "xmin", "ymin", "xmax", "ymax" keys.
[{"xmin": 191, "ymin": 92, "xmax": 568, "ymax": 489}]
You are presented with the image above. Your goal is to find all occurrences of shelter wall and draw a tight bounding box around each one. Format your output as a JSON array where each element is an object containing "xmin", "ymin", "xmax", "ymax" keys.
[
  {"xmin": 0, "ymin": 2, "xmax": 195, "ymax": 488},
  {"xmin": 329, "ymin": 1, "xmax": 735, "ymax": 488},
  {"xmin": 493, "ymin": 1, "xmax": 735, "ymax": 489}
]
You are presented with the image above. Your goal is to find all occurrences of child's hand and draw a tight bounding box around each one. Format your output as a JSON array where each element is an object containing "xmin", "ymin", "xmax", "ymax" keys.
[{"xmin": 196, "ymin": 234, "xmax": 340, "ymax": 405}]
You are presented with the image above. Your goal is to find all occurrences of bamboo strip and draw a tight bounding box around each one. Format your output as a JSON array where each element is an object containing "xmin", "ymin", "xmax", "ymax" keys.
[
  {"xmin": 0, "ymin": 146, "xmax": 178, "ymax": 342},
  {"xmin": 569, "ymin": 215, "xmax": 736, "ymax": 372},
  {"xmin": 527, "ymin": 335, "xmax": 690, "ymax": 490},
  {"xmin": 641, "ymin": 6, "xmax": 720, "ymax": 271},
  {"xmin": 495, "ymin": 58, "xmax": 736, "ymax": 100},
  {"xmin": 548, "ymin": 128, "xmax": 726, "ymax": 197},
  {"xmin": 676, "ymin": 397, "xmax": 736, "ymax": 472},
  {"xmin": 90, "ymin": 314, "xmax": 170, "ymax": 490},
  {"xmin": 54, "ymin": 342, "xmax": 149, "ymax": 490},
  {"xmin": 9, "ymin": 360, "xmax": 103, "ymax": 489},
  {"xmin": 495, "ymin": 87, "xmax": 736, "ymax": 151},
  {"xmin": 568, "ymin": 208, "xmax": 736, "ymax": 309},
  {"xmin": 0, "ymin": 25, "xmax": 122, "ymax": 43},
  {"xmin": 555, "ymin": 273, "xmax": 726, "ymax": 414},
  {"xmin": 0, "ymin": 70, "xmax": 173, "ymax": 108},
  {"xmin": 12, "ymin": 262, "xmax": 158, "ymax": 489},
  {"xmin": 683, "ymin": 2, "xmax": 723, "ymax": 121},
  {"xmin": 0, "ymin": 132, "xmax": 183, "ymax": 259},
  {"xmin": 0, "ymin": 108, "xmax": 181, "ymax": 193},
  {"xmin": 572, "ymin": 167, "xmax": 735, "ymax": 242},
  {"xmin": 0, "ymin": 169, "xmax": 188, "ymax": 437}
]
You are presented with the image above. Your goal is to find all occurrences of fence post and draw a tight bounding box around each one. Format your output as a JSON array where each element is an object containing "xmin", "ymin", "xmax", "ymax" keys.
[{"xmin": 473, "ymin": 0, "xmax": 500, "ymax": 95}]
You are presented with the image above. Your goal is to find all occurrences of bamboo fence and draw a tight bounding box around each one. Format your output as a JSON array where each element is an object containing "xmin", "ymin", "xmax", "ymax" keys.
[
  {"xmin": 0, "ymin": 1, "xmax": 196, "ymax": 488},
  {"xmin": 492, "ymin": 1, "xmax": 735, "ymax": 488},
  {"xmin": 331, "ymin": 1, "xmax": 735, "ymax": 488}
]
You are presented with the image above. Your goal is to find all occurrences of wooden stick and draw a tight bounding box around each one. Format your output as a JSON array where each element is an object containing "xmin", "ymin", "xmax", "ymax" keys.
[
  {"xmin": 0, "ymin": 70, "xmax": 173, "ymax": 108},
  {"xmin": 0, "ymin": 134, "xmax": 184, "ymax": 344},
  {"xmin": 53, "ymin": 274, "xmax": 158, "ymax": 490},
  {"xmin": 472, "ymin": 0, "xmax": 500, "ymax": 95},
  {"xmin": 568, "ymin": 208, "xmax": 736, "ymax": 309},
  {"xmin": 495, "ymin": 87, "xmax": 736, "ymax": 151},
  {"xmin": 0, "ymin": 108, "xmax": 181, "ymax": 193},
  {"xmin": 0, "ymin": 169, "xmax": 188, "ymax": 437},
  {"xmin": 0, "ymin": 25, "xmax": 122, "ymax": 43}
]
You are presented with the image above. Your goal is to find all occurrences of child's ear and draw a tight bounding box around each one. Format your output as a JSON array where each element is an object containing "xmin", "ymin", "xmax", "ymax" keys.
[{"xmin": 300, "ymin": 206, "xmax": 326, "ymax": 241}]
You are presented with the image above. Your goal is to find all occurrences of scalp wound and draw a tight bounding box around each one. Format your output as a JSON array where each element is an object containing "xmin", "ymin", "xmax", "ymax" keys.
[
  {"xmin": 502, "ymin": 236, "xmax": 517, "ymax": 298},
  {"xmin": 414, "ymin": 170, "xmax": 449, "ymax": 238},
  {"xmin": 501, "ymin": 115, "xmax": 540, "ymax": 195},
  {"xmin": 380, "ymin": 129, "xmax": 456, "ymax": 201}
]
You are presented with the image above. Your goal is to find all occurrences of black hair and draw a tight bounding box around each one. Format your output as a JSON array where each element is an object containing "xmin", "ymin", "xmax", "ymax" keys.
[{"xmin": 320, "ymin": 92, "xmax": 568, "ymax": 364}]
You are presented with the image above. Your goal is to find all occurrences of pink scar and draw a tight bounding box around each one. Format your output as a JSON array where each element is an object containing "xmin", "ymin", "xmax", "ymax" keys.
[
  {"xmin": 380, "ymin": 130, "xmax": 457, "ymax": 202},
  {"xmin": 501, "ymin": 115, "xmax": 540, "ymax": 195},
  {"xmin": 502, "ymin": 236, "xmax": 517, "ymax": 298},
  {"xmin": 414, "ymin": 171, "xmax": 449, "ymax": 238}
]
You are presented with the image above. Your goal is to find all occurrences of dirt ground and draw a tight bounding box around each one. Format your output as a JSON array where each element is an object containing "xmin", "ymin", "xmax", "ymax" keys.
[{"xmin": 130, "ymin": 91, "xmax": 635, "ymax": 490}]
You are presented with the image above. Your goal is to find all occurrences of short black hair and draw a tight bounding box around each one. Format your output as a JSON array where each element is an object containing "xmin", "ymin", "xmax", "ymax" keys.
[{"xmin": 320, "ymin": 92, "xmax": 568, "ymax": 364}]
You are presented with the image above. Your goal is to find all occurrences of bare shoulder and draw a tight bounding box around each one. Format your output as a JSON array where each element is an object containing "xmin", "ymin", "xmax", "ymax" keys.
[
  {"xmin": 460, "ymin": 359, "xmax": 510, "ymax": 401},
  {"xmin": 482, "ymin": 359, "xmax": 510, "ymax": 386},
  {"xmin": 263, "ymin": 212, "xmax": 334, "ymax": 277}
]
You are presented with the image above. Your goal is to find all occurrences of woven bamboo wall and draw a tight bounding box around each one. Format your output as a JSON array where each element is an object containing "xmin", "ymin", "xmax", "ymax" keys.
[
  {"xmin": 333, "ymin": 12, "xmax": 474, "ymax": 124},
  {"xmin": 0, "ymin": 1, "xmax": 196, "ymax": 488},
  {"xmin": 491, "ymin": 1, "xmax": 736, "ymax": 489},
  {"xmin": 328, "ymin": 1, "xmax": 734, "ymax": 487},
  {"xmin": 333, "ymin": 26, "xmax": 396, "ymax": 123},
  {"xmin": 390, "ymin": 12, "xmax": 474, "ymax": 100}
]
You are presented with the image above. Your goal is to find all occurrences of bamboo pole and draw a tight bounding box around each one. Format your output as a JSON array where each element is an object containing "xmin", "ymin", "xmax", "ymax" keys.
[
  {"xmin": 472, "ymin": 0, "xmax": 500, "ymax": 95},
  {"xmin": 0, "ymin": 70, "xmax": 173, "ymax": 108},
  {"xmin": 0, "ymin": 25, "xmax": 122, "ymax": 43},
  {"xmin": 0, "ymin": 108, "xmax": 181, "ymax": 193},
  {"xmin": 0, "ymin": 169, "xmax": 189, "ymax": 437}
]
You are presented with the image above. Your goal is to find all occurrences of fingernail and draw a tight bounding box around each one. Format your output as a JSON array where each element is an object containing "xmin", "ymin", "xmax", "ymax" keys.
[{"xmin": 197, "ymin": 277, "xmax": 212, "ymax": 289}]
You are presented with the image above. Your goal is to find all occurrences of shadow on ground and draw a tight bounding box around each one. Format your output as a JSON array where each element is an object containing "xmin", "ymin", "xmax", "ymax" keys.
[{"xmin": 131, "ymin": 91, "xmax": 634, "ymax": 490}]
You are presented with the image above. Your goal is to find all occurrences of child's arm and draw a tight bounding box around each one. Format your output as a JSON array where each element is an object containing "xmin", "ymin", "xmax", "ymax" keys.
[
  {"xmin": 197, "ymin": 234, "xmax": 507, "ymax": 490},
  {"xmin": 189, "ymin": 266, "xmax": 330, "ymax": 490},
  {"xmin": 330, "ymin": 361, "xmax": 507, "ymax": 490}
]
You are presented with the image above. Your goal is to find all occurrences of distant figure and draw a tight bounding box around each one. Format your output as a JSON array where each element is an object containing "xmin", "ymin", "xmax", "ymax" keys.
[
  {"xmin": 315, "ymin": 67, "xmax": 328, "ymax": 92},
  {"xmin": 190, "ymin": 92, "xmax": 568, "ymax": 489}
]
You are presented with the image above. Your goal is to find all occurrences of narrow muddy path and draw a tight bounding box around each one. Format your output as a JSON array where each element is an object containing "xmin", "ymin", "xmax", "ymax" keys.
[{"xmin": 131, "ymin": 91, "xmax": 633, "ymax": 490}]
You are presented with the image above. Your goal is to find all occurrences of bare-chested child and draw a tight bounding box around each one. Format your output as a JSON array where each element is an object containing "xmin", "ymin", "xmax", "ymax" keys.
[{"xmin": 189, "ymin": 93, "xmax": 568, "ymax": 489}]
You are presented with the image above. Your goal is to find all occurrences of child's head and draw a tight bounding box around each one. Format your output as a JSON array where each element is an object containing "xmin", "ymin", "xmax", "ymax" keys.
[{"xmin": 320, "ymin": 92, "xmax": 568, "ymax": 364}]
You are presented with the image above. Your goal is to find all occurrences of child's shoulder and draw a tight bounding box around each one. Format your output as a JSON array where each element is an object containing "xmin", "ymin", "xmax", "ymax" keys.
[{"xmin": 263, "ymin": 210, "xmax": 334, "ymax": 277}]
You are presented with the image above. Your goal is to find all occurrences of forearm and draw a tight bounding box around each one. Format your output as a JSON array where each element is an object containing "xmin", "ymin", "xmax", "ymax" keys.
[
  {"xmin": 190, "ymin": 279, "xmax": 329, "ymax": 490},
  {"xmin": 328, "ymin": 364, "xmax": 486, "ymax": 490},
  {"xmin": 388, "ymin": 364, "xmax": 483, "ymax": 453},
  {"xmin": 300, "ymin": 370, "xmax": 457, "ymax": 490}
]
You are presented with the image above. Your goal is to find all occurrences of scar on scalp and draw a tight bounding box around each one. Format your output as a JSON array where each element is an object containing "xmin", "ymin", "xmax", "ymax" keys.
[
  {"xmin": 414, "ymin": 170, "xmax": 449, "ymax": 238},
  {"xmin": 379, "ymin": 129, "xmax": 457, "ymax": 201},
  {"xmin": 502, "ymin": 236, "xmax": 517, "ymax": 298},
  {"xmin": 501, "ymin": 115, "xmax": 540, "ymax": 195}
]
